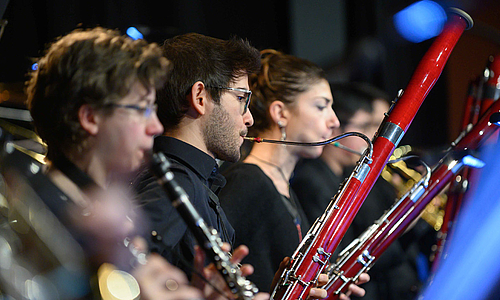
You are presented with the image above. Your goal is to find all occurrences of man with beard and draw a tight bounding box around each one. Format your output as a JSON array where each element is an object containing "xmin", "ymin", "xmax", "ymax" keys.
[
  {"xmin": 135, "ymin": 34, "xmax": 361, "ymax": 299},
  {"xmin": 135, "ymin": 33, "xmax": 261, "ymax": 276}
]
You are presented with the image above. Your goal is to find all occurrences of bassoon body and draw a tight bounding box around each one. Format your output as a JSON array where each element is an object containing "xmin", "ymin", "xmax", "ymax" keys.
[
  {"xmin": 322, "ymin": 87, "xmax": 500, "ymax": 299},
  {"xmin": 150, "ymin": 152, "xmax": 259, "ymax": 300},
  {"xmin": 479, "ymin": 55, "xmax": 500, "ymax": 116},
  {"xmin": 432, "ymin": 53, "xmax": 500, "ymax": 270},
  {"xmin": 270, "ymin": 8, "xmax": 473, "ymax": 300},
  {"xmin": 431, "ymin": 68, "xmax": 484, "ymax": 271}
]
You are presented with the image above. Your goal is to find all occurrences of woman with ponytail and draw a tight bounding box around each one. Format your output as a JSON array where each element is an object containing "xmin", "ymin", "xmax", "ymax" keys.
[{"xmin": 219, "ymin": 50, "xmax": 368, "ymax": 298}]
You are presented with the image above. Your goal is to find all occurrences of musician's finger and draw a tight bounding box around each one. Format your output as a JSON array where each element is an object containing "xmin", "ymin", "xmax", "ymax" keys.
[
  {"xmin": 193, "ymin": 245, "xmax": 206, "ymax": 277},
  {"xmin": 219, "ymin": 242, "xmax": 231, "ymax": 253},
  {"xmin": 270, "ymin": 257, "xmax": 290, "ymax": 291},
  {"xmin": 132, "ymin": 254, "xmax": 203, "ymax": 300},
  {"xmin": 230, "ymin": 244, "xmax": 250, "ymax": 264},
  {"xmin": 336, "ymin": 272, "xmax": 370, "ymax": 300},
  {"xmin": 130, "ymin": 236, "xmax": 148, "ymax": 253},
  {"xmin": 338, "ymin": 293, "xmax": 350, "ymax": 300},
  {"xmin": 355, "ymin": 273, "xmax": 370, "ymax": 285},
  {"xmin": 240, "ymin": 263, "xmax": 254, "ymax": 277},
  {"xmin": 308, "ymin": 287, "xmax": 327, "ymax": 299},
  {"xmin": 347, "ymin": 282, "xmax": 366, "ymax": 297},
  {"xmin": 279, "ymin": 257, "xmax": 290, "ymax": 270},
  {"xmin": 148, "ymin": 254, "xmax": 189, "ymax": 284},
  {"xmin": 253, "ymin": 292, "xmax": 271, "ymax": 300},
  {"xmin": 317, "ymin": 274, "xmax": 329, "ymax": 286}
]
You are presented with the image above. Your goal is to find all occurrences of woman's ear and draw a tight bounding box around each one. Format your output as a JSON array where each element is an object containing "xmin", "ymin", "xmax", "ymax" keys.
[
  {"xmin": 269, "ymin": 100, "xmax": 289, "ymax": 127},
  {"xmin": 78, "ymin": 104, "xmax": 99, "ymax": 135},
  {"xmin": 188, "ymin": 81, "xmax": 210, "ymax": 116}
]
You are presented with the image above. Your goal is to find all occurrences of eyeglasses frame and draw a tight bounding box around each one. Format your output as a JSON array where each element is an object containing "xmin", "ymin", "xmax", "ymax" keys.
[
  {"xmin": 211, "ymin": 86, "xmax": 252, "ymax": 115},
  {"xmin": 106, "ymin": 103, "xmax": 158, "ymax": 118}
]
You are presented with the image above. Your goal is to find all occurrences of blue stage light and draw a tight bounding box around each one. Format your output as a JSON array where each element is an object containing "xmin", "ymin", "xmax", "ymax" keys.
[
  {"xmin": 31, "ymin": 63, "xmax": 38, "ymax": 71},
  {"xmin": 419, "ymin": 141, "xmax": 500, "ymax": 299},
  {"xmin": 489, "ymin": 112, "xmax": 500, "ymax": 126},
  {"xmin": 393, "ymin": 1, "xmax": 447, "ymax": 43},
  {"xmin": 126, "ymin": 27, "xmax": 143, "ymax": 40},
  {"xmin": 462, "ymin": 154, "xmax": 485, "ymax": 168}
]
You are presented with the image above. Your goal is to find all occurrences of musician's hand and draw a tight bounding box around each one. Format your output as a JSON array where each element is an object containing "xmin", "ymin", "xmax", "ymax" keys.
[
  {"xmin": 192, "ymin": 244, "xmax": 224, "ymax": 300},
  {"xmin": 270, "ymin": 257, "xmax": 330, "ymax": 299},
  {"xmin": 69, "ymin": 185, "xmax": 137, "ymax": 267},
  {"xmin": 133, "ymin": 253, "xmax": 203, "ymax": 300},
  {"xmin": 270, "ymin": 257, "xmax": 290, "ymax": 291},
  {"xmin": 192, "ymin": 243, "xmax": 269, "ymax": 300},
  {"xmin": 224, "ymin": 243, "xmax": 255, "ymax": 277},
  {"xmin": 227, "ymin": 244, "xmax": 270, "ymax": 300},
  {"xmin": 308, "ymin": 273, "xmax": 329, "ymax": 299},
  {"xmin": 338, "ymin": 273, "xmax": 370, "ymax": 300}
]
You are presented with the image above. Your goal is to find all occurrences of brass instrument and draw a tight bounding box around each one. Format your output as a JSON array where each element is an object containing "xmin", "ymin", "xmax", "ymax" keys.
[
  {"xmin": 0, "ymin": 128, "xmax": 145, "ymax": 299},
  {"xmin": 0, "ymin": 153, "xmax": 90, "ymax": 299},
  {"xmin": 0, "ymin": 119, "xmax": 46, "ymax": 164},
  {"xmin": 381, "ymin": 145, "xmax": 447, "ymax": 231}
]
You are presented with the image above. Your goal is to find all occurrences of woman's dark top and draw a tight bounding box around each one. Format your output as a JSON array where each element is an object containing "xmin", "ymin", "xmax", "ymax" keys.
[
  {"xmin": 292, "ymin": 159, "xmax": 423, "ymax": 300},
  {"xmin": 219, "ymin": 163, "xmax": 309, "ymax": 292},
  {"xmin": 291, "ymin": 158, "xmax": 344, "ymax": 224}
]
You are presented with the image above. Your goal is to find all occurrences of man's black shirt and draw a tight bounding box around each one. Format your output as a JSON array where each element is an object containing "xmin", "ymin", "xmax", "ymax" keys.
[{"xmin": 135, "ymin": 136, "xmax": 235, "ymax": 275}]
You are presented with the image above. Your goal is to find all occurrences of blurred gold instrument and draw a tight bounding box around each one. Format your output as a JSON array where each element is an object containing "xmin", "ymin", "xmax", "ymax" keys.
[{"xmin": 381, "ymin": 145, "xmax": 447, "ymax": 231}]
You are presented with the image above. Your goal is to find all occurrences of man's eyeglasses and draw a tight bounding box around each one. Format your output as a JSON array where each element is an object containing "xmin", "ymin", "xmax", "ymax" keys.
[
  {"xmin": 107, "ymin": 103, "xmax": 158, "ymax": 118},
  {"xmin": 212, "ymin": 86, "xmax": 252, "ymax": 115}
]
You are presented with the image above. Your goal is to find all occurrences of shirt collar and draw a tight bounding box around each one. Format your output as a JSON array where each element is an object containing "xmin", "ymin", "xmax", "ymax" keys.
[
  {"xmin": 208, "ymin": 163, "xmax": 226, "ymax": 192},
  {"xmin": 154, "ymin": 136, "xmax": 218, "ymax": 181}
]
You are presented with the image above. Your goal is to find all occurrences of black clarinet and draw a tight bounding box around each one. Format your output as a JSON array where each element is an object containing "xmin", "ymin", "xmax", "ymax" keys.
[{"xmin": 150, "ymin": 152, "xmax": 259, "ymax": 300}]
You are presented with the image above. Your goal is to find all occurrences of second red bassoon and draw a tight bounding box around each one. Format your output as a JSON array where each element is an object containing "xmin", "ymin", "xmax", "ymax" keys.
[
  {"xmin": 323, "ymin": 88, "xmax": 500, "ymax": 299},
  {"xmin": 270, "ymin": 8, "xmax": 473, "ymax": 300}
]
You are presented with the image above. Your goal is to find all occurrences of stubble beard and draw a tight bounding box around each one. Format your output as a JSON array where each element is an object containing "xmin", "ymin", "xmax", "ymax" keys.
[{"xmin": 203, "ymin": 104, "xmax": 244, "ymax": 163}]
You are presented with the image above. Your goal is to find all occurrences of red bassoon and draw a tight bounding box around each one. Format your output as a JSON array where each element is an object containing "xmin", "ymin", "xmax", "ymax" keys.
[
  {"xmin": 322, "ymin": 85, "xmax": 500, "ymax": 299},
  {"xmin": 479, "ymin": 55, "xmax": 500, "ymax": 116},
  {"xmin": 270, "ymin": 8, "xmax": 473, "ymax": 300},
  {"xmin": 431, "ymin": 59, "xmax": 488, "ymax": 271},
  {"xmin": 432, "ymin": 53, "xmax": 500, "ymax": 271}
]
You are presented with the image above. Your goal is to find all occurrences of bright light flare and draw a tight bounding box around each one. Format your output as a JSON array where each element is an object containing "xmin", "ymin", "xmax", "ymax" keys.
[
  {"xmin": 126, "ymin": 27, "xmax": 143, "ymax": 40},
  {"xmin": 394, "ymin": 1, "xmax": 447, "ymax": 43}
]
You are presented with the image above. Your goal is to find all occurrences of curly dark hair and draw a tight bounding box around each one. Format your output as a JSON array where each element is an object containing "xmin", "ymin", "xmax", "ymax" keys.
[
  {"xmin": 248, "ymin": 49, "xmax": 326, "ymax": 135},
  {"xmin": 26, "ymin": 27, "xmax": 170, "ymax": 161},
  {"xmin": 157, "ymin": 33, "xmax": 261, "ymax": 130}
]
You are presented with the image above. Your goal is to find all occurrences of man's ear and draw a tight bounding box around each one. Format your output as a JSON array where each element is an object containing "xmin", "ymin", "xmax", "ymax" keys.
[
  {"xmin": 188, "ymin": 81, "xmax": 210, "ymax": 116},
  {"xmin": 78, "ymin": 104, "xmax": 99, "ymax": 135},
  {"xmin": 269, "ymin": 100, "xmax": 289, "ymax": 127}
]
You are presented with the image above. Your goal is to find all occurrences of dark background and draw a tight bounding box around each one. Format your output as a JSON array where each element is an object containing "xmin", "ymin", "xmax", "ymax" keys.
[{"xmin": 1, "ymin": 0, "xmax": 500, "ymax": 150}]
